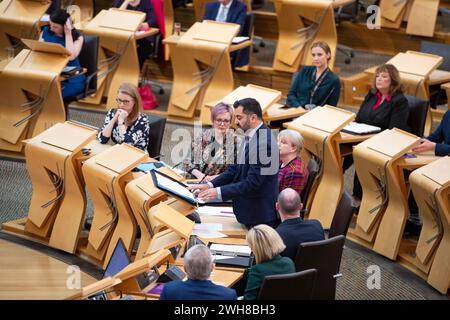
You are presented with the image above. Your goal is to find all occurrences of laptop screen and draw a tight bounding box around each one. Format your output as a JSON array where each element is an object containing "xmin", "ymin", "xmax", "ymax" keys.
[{"xmin": 102, "ymin": 239, "xmax": 130, "ymax": 279}]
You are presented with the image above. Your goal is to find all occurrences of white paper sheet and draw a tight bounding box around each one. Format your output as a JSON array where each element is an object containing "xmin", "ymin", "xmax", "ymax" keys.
[
  {"xmin": 196, "ymin": 206, "xmax": 234, "ymax": 217},
  {"xmin": 191, "ymin": 230, "xmax": 227, "ymax": 239},
  {"xmin": 210, "ymin": 244, "xmax": 251, "ymax": 256}
]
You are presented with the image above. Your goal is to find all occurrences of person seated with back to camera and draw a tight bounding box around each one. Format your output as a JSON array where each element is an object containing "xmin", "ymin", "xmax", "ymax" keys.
[
  {"xmin": 244, "ymin": 224, "xmax": 295, "ymax": 300},
  {"xmin": 343, "ymin": 63, "xmax": 410, "ymax": 207},
  {"xmin": 286, "ymin": 41, "xmax": 341, "ymax": 110},
  {"xmin": 112, "ymin": 0, "xmax": 158, "ymax": 69},
  {"xmin": 98, "ymin": 83, "xmax": 150, "ymax": 152},
  {"xmin": 277, "ymin": 129, "xmax": 309, "ymax": 198},
  {"xmin": 183, "ymin": 102, "xmax": 237, "ymax": 182},
  {"xmin": 40, "ymin": 9, "xmax": 86, "ymax": 100},
  {"xmin": 275, "ymin": 188, "xmax": 325, "ymax": 262},
  {"xmin": 159, "ymin": 244, "xmax": 237, "ymax": 300}
]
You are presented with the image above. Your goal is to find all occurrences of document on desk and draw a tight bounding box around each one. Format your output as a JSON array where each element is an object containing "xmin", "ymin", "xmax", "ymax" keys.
[
  {"xmin": 341, "ymin": 122, "xmax": 381, "ymax": 135},
  {"xmin": 192, "ymin": 223, "xmax": 226, "ymax": 239},
  {"xmin": 210, "ymin": 244, "xmax": 251, "ymax": 256},
  {"xmin": 196, "ymin": 206, "xmax": 235, "ymax": 217},
  {"xmin": 232, "ymin": 36, "xmax": 249, "ymax": 44},
  {"xmin": 193, "ymin": 223, "xmax": 223, "ymax": 231}
]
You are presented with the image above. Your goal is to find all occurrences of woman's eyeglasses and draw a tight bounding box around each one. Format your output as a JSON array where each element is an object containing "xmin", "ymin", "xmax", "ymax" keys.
[
  {"xmin": 214, "ymin": 119, "xmax": 231, "ymax": 125},
  {"xmin": 116, "ymin": 98, "xmax": 133, "ymax": 105}
]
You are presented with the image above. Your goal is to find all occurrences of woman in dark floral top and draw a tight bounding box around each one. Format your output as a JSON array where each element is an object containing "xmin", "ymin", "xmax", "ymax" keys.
[
  {"xmin": 184, "ymin": 103, "xmax": 236, "ymax": 182},
  {"xmin": 98, "ymin": 83, "xmax": 150, "ymax": 151}
]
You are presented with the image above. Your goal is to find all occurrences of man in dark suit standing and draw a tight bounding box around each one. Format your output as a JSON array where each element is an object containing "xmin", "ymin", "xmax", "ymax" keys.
[
  {"xmin": 191, "ymin": 98, "xmax": 279, "ymax": 229},
  {"xmin": 160, "ymin": 244, "xmax": 237, "ymax": 300},
  {"xmin": 276, "ymin": 188, "xmax": 325, "ymax": 261},
  {"xmin": 203, "ymin": 0, "xmax": 247, "ymax": 35}
]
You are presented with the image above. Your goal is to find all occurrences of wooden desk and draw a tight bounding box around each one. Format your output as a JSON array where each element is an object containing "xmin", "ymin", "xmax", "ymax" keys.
[
  {"xmin": 347, "ymin": 129, "xmax": 439, "ymax": 261},
  {"xmin": 81, "ymin": 143, "xmax": 149, "ymax": 268},
  {"xmin": 164, "ymin": 21, "xmax": 240, "ymax": 123},
  {"xmin": 264, "ymin": 104, "xmax": 308, "ymax": 123},
  {"xmin": 1, "ymin": 122, "xmax": 98, "ymax": 254},
  {"xmin": 273, "ymin": 0, "xmax": 340, "ymax": 73},
  {"xmin": 404, "ymin": 156, "xmax": 450, "ymax": 294},
  {"xmin": 0, "ymin": 0, "xmax": 50, "ymax": 61},
  {"xmin": 287, "ymin": 106, "xmax": 355, "ymax": 228},
  {"xmin": 80, "ymin": 8, "xmax": 146, "ymax": 109},
  {"xmin": 0, "ymin": 40, "xmax": 70, "ymax": 155}
]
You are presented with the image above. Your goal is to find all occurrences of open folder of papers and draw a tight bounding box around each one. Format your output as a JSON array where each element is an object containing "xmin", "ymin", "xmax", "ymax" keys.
[
  {"xmin": 209, "ymin": 243, "xmax": 253, "ymax": 268},
  {"xmin": 341, "ymin": 122, "xmax": 382, "ymax": 135}
]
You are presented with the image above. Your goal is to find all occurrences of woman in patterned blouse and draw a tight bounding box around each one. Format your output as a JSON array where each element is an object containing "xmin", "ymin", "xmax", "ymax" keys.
[
  {"xmin": 277, "ymin": 129, "xmax": 309, "ymax": 197},
  {"xmin": 98, "ymin": 83, "xmax": 150, "ymax": 151},
  {"xmin": 184, "ymin": 103, "xmax": 236, "ymax": 182}
]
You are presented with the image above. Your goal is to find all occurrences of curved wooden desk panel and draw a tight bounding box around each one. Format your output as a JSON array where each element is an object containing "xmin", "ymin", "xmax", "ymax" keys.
[
  {"xmin": 350, "ymin": 129, "xmax": 421, "ymax": 260},
  {"xmin": 165, "ymin": 21, "xmax": 239, "ymax": 122},
  {"xmin": 80, "ymin": 9, "xmax": 147, "ymax": 109},
  {"xmin": 0, "ymin": 48, "xmax": 68, "ymax": 154},
  {"xmin": 409, "ymin": 156, "xmax": 450, "ymax": 294},
  {"xmin": 125, "ymin": 173, "xmax": 167, "ymax": 260},
  {"xmin": 273, "ymin": 0, "xmax": 336, "ymax": 73},
  {"xmin": 82, "ymin": 143, "xmax": 148, "ymax": 268},
  {"xmin": 287, "ymin": 106, "xmax": 354, "ymax": 228},
  {"xmin": 22, "ymin": 122, "xmax": 96, "ymax": 253},
  {"xmin": 0, "ymin": 0, "xmax": 49, "ymax": 61}
]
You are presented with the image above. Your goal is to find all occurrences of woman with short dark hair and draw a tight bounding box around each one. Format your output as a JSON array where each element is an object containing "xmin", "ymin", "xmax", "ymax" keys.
[{"xmin": 40, "ymin": 9, "xmax": 86, "ymax": 99}]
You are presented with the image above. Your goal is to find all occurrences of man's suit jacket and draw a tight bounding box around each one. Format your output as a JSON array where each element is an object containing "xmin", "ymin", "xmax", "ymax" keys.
[
  {"xmin": 211, "ymin": 124, "xmax": 279, "ymax": 225},
  {"xmin": 276, "ymin": 217, "xmax": 325, "ymax": 261},
  {"xmin": 203, "ymin": 0, "xmax": 247, "ymax": 36},
  {"xmin": 159, "ymin": 279, "xmax": 237, "ymax": 300}
]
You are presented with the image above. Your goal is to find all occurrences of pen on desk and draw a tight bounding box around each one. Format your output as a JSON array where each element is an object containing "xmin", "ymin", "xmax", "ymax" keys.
[
  {"xmin": 198, "ymin": 174, "xmax": 207, "ymax": 184},
  {"xmin": 220, "ymin": 211, "xmax": 233, "ymax": 214}
]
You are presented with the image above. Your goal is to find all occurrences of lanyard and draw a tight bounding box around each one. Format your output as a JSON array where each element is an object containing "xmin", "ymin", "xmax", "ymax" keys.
[{"xmin": 309, "ymin": 68, "xmax": 329, "ymax": 105}]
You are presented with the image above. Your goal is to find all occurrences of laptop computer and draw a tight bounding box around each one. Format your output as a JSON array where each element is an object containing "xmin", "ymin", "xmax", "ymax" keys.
[{"xmin": 102, "ymin": 238, "xmax": 130, "ymax": 279}]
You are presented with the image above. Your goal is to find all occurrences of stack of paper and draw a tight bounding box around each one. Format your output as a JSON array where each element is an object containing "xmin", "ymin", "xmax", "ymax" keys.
[
  {"xmin": 196, "ymin": 206, "xmax": 234, "ymax": 217},
  {"xmin": 232, "ymin": 36, "xmax": 250, "ymax": 44},
  {"xmin": 191, "ymin": 223, "xmax": 227, "ymax": 239},
  {"xmin": 342, "ymin": 122, "xmax": 382, "ymax": 135},
  {"xmin": 210, "ymin": 244, "xmax": 251, "ymax": 256}
]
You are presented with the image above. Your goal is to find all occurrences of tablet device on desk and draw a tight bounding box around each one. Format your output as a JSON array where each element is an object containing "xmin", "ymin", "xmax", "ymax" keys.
[
  {"xmin": 151, "ymin": 170, "xmax": 205, "ymax": 206},
  {"xmin": 103, "ymin": 238, "xmax": 130, "ymax": 279}
]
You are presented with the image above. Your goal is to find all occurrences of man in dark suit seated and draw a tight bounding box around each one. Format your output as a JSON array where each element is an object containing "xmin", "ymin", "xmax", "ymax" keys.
[
  {"xmin": 275, "ymin": 188, "xmax": 325, "ymax": 261},
  {"xmin": 159, "ymin": 244, "xmax": 237, "ymax": 300},
  {"xmin": 203, "ymin": 0, "xmax": 247, "ymax": 34},
  {"xmin": 190, "ymin": 98, "xmax": 279, "ymax": 229},
  {"xmin": 203, "ymin": 0, "xmax": 248, "ymax": 67}
]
